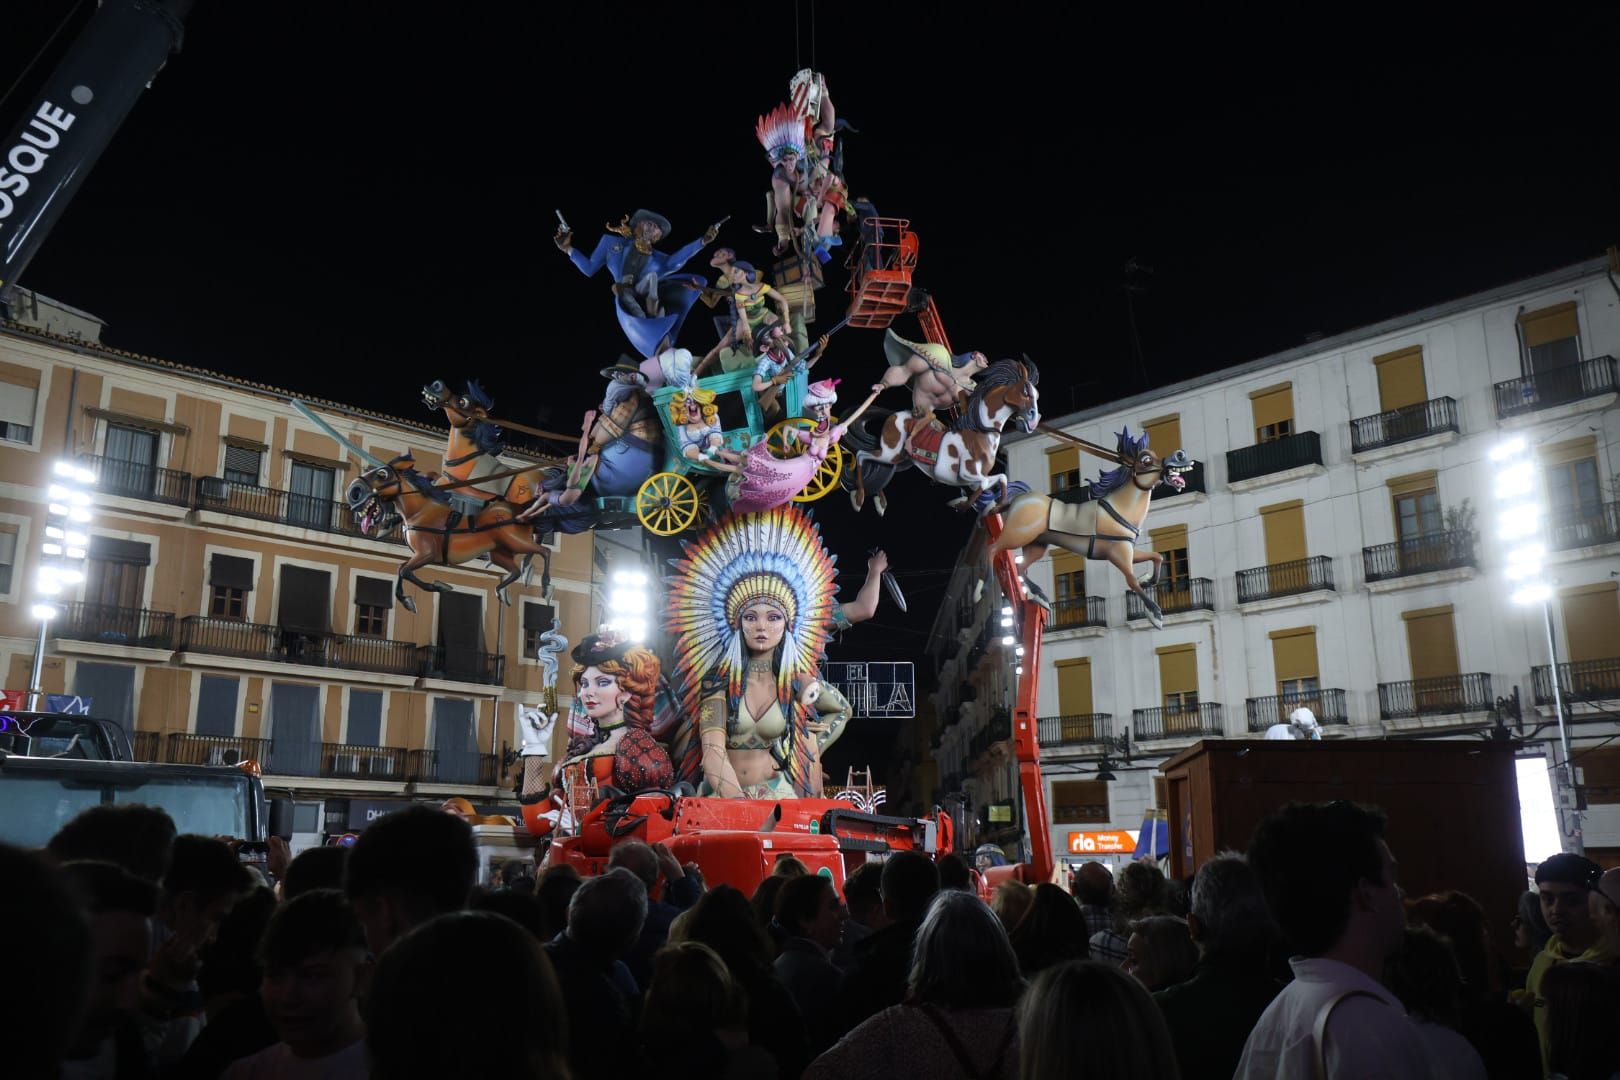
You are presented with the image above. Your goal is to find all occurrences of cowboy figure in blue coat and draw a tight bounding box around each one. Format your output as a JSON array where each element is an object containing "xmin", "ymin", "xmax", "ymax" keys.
[{"xmin": 556, "ymin": 209, "xmax": 724, "ymax": 358}]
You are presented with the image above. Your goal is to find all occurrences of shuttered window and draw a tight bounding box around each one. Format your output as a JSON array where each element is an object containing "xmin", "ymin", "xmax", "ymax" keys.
[
  {"xmin": 1542, "ymin": 437, "xmax": 1601, "ymax": 516},
  {"xmin": 195, "ymin": 675, "xmax": 239, "ymax": 738},
  {"xmin": 1250, "ymin": 384, "xmax": 1294, "ymax": 443},
  {"xmin": 346, "ymin": 689, "xmax": 383, "ymax": 747},
  {"xmin": 1051, "ymin": 551, "xmax": 1086, "ymax": 602},
  {"xmin": 1373, "ymin": 346, "xmax": 1427, "ymax": 412},
  {"xmin": 0, "ymin": 526, "xmax": 16, "ymax": 594},
  {"xmin": 1388, "ymin": 471, "xmax": 1442, "ymax": 542},
  {"xmin": 223, "ymin": 445, "xmax": 261, "ymax": 485},
  {"xmin": 1052, "ymin": 779, "xmax": 1109, "ymax": 825},
  {"xmin": 1519, "ymin": 302, "xmax": 1580, "ymax": 375},
  {"xmin": 1157, "ymin": 644, "xmax": 1198, "ymax": 712},
  {"xmin": 1560, "ymin": 583, "xmax": 1619, "ymax": 665},
  {"xmin": 1151, "ymin": 523, "xmax": 1189, "ymax": 584},
  {"xmin": 1260, "ymin": 500, "xmax": 1307, "ymax": 566},
  {"xmin": 1048, "ymin": 446, "xmax": 1080, "ymax": 493},
  {"xmin": 354, "ymin": 576, "xmax": 392, "ymax": 637},
  {"xmin": 1056, "ymin": 657, "xmax": 1094, "ymax": 716},
  {"xmin": 1403, "ymin": 606, "xmax": 1460, "ymax": 681},
  {"xmin": 1143, "ymin": 415, "xmax": 1183, "ymax": 458},
  {"xmin": 1270, "ymin": 627, "xmax": 1321, "ymax": 697},
  {"xmin": 0, "ymin": 378, "xmax": 37, "ymax": 443},
  {"xmin": 523, "ymin": 601, "xmax": 556, "ymax": 659}
]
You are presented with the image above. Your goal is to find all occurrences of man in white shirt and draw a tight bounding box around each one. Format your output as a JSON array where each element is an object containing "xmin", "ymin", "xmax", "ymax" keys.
[{"xmin": 1235, "ymin": 800, "xmax": 1435, "ymax": 1078}]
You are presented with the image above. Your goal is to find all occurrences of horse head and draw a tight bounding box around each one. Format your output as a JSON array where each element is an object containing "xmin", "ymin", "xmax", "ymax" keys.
[
  {"xmin": 961, "ymin": 358, "xmax": 1041, "ymax": 434},
  {"xmin": 346, "ymin": 455, "xmax": 417, "ymax": 535},
  {"xmin": 421, "ymin": 379, "xmax": 493, "ymax": 427},
  {"xmin": 1123, "ymin": 432, "xmax": 1193, "ymax": 493}
]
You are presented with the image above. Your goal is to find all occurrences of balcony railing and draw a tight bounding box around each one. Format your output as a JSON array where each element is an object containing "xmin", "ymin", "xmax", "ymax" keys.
[
  {"xmin": 166, "ymin": 732, "xmax": 271, "ymax": 767},
  {"xmin": 1049, "ymin": 596, "xmax": 1107, "ymax": 630},
  {"xmin": 1054, "ymin": 460, "xmax": 1207, "ymax": 506},
  {"xmin": 1245, "ymin": 689, "xmax": 1349, "ymax": 731},
  {"xmin": 55, "ymin": 601, "xmax": 175, "ymax": 649},
  {"xmin": 1236, "ymin": 556, "xmax": 1334, "ymax": 603},
  {"xmin": 1037, "ymin": 713, "xmax": 1113, "ymax": 747},
  {"xmin": 322, "ymin": 742, "xmax": 408, "ymax": 782},
  {"xmin": 1350, "ymin": 397, "xmax": 1459, "ymax": 453},
  {"xmin": 177, "ymin": 616, "xmax": 425, "ymax": 677},
  {"xmin": 130, "ymin": 730, "xmax": 162, "ymax": 762},
  {"xmin": 1362, "ymin": 530, "xmax": 1476, "ymax": 582},
  {"xmin": 418, "ymin": 645, "xmax": 506, "ymax": 686},
  {"xmin": 1548, "ymin": 500, "xmax": 1620, "ymax": 552},
  {"xmin": 1494, "ymin": 356, "xmax": 1618, "ymax": 419},
  {"xmin": 178, "ymin": 616, "xmax": 282, "ymax": 662},
  {"xmin": 1377, "ymin": 673, "xmax": 1492, "ymax": 720},
  {"xmin": 1127, "ymin": 578, "xmax": 1215, "ymax": 620},
  {"xmin": 1533, "ymin": 658, "xmax": 1620, "ymax": 707},
  {"xmin": 1226, "ymin": 431, "xmax": 1323, "ymax": 484},
  {"xmin": 407, "ymin": 748, "xmax": 498, "ymax": 786},
  {"xmin": 194, "ymin": 476, "xmax": 405, "ymax": 544},
  {"xmin": 1133, "ymin": 703, "xmax": 1225, "ymax": 740},
  {"xmin": 81, "ymin": 453, "xmax": 194, "ymax": 507}
]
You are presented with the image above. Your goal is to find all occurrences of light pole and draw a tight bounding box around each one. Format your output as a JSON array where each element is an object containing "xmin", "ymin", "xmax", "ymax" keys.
[
  {"xmin": 1490, "ymin": 435, "xmax": 1580, "ymax": 853},
  {"xmin": 29, "ymin": 461, "xmax": 96, "ymax": 710}
]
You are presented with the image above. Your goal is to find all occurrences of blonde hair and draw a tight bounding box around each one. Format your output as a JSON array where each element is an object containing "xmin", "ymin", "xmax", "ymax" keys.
[{"xmin": 669, "ymin": 388, "xmax": 719, "ymax": 427}]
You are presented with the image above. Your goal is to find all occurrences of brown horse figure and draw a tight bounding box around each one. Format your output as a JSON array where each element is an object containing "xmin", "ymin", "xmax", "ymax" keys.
[
  {"xmin": 346, "ymin": 455, "xmax": 552, "ymax": 613},
  {"xmin": 989, "ymin": 428, "xmax": 1192, "ymax": 629},
  {"xmin": 420, "ymin": 379, "xmax": 545, "ymax": 507},
  {"xmin": 844, "ymin": 357, "xmax": 1040, "ymax": 516}
]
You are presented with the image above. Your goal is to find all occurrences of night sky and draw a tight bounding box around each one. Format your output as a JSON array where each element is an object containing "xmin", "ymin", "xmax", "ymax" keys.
[{"xmin": 4, "ymin": 3, "xmax": 1618, "ymax": 777}]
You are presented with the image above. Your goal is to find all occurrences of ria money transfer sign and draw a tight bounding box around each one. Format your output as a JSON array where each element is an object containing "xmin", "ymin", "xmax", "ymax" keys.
[
  {"xmin": 1068, "ymin": 830, "xmax": 1136, "ymax": 854},
  {"xmin": 820, "ymin": 662, "xmax": 915, "ymax": 719}
]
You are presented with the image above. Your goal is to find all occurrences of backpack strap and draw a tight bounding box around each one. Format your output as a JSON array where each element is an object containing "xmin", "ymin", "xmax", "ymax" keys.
[
  {"xmin": 1311, "ymin": 989, "xmax": 1388, "ymax": 1080},
  {"xmin": 911, "ymin": 1004, "xmax": 1016, "ymax": 1080}
]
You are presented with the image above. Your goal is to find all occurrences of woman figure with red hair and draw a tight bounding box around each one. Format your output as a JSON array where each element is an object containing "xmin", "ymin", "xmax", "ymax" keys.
[{"xmin": 560, "ymin": 632, "xmax": 674, "ymax": 792}]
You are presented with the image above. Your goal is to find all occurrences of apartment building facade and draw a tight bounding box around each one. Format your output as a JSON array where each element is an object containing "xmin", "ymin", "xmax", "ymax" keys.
[
  {"xmin": 924, "ymin": 255, "xmax": 1620, "ymax": 868},
  {"xmin": 0, "ymin": 294, "xmax": 603, "ymax": 826}
]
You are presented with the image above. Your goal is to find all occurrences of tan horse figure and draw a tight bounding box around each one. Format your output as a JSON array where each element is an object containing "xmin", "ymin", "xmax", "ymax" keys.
[
  {"xmin": 989, "ymin": 428, "xmax": 1192, "ymax": 629},
  {"xmin": 845, "ymin": 357, "xmax": 1040, "ymax": 516},
  {"xmin": 420, "ymin": 379, "xmax": 545, "ymax": 507},
  {"xmin": 346, "ymin": 455, "xmax": 552, "ymax": 613}
]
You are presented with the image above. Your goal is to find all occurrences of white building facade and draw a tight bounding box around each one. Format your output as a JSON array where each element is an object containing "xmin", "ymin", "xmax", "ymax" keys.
[{"xmin": 994, "ymin": 254, "xmax": 1620, "ymax": 870}]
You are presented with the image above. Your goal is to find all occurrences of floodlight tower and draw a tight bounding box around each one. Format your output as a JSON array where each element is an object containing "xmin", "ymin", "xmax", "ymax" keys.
[{"xmin": 29, "ymin": 461, "xmax": 96, "ymax": 710}]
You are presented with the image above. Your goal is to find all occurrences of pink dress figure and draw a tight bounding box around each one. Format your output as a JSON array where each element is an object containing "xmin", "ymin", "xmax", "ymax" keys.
[{"xmin": 731, "ymin": 378, "xmax": 883, "ymax": 515}]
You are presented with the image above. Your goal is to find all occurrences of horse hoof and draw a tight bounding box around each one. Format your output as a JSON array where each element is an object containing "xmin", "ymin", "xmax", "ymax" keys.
[
  {"xmin": 433, "ymin": 581, "xmax": 454, "ymax": 593},
  {"xmin": 1148, "ymin": 611, "xmax": 1164, "ymax": 630},
  {"xmin": 400, "ymin": 596, "xmax": 417, "ymax": 615},
  {"xmin": 497, "ymin": 590, "xmax": 512, "ymax": 607}
]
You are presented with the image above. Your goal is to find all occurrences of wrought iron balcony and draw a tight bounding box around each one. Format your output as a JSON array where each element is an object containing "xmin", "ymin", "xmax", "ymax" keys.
[
  {"xmin": 1350, "ymin": 397, "xmax": 1458, "ymax": 453},
  {"xmin": 407, "ymin": 748, "xmax": 498, "ymax": 786},
  {"xmin": 1049, "ymin": 596, "xmax": 1107, "ymax": 630},
  {"xmin": 166, "ymin": 732, "xmax": 272, "ymax": 767},
  {"xmin": 418, "ymin": 645, "xmax": 506, "ymax": 686},
  {"xmin": 1377, "ymin": 673, "xmax": 1492, "ymax": 720},
  {"xmin": 178, "ymin": 616, "xmax": 425, "ymax": 677},
  {"xmin": 1533, "ymin": 658, "xmax": 1620, "ymax": 707},
  {"xmin": 322, "ymin": 742, "xmax": 408, "ymax": 782},
  {"xmin": 1127, "ymin": 578, "xmax": 1215, "ymax": 619},
  {"xmin": 1037, "ymin": 713, "xmax": 1113, "ymax": 747},
  {"xmin": 1494, "ymin": 356, "xmax": 1618, "ymax": 419},
  {"xmin": 1053, "ymin": 461, "xmax": 1206, "ymax": 505},
  {"xmin": 194, "ymin": 476, "xmax": 405, "ymax": 544},
  {"xmin": 1548, "ymin": 500, "xmax": 1620, "ymax": 552},
  {"xmin": 130, "ymin": 730, "xmax": 162, "ymax": 762},
  {"xmin": 1246, "ymin": 689, "xmax": 1348, "ymax": 731},
  {"xmin": 1236, "ymin": 556, "xmax": 1334, "ymax": 603},
  {"xmin": 1133, "ymin": 703, "xmax": 1224, "ymax": 740},
  {"xmin": 1226, "ymin": 431, "xmax": 1323, "ymax": 484},
  {"xmin": 55, "ymin": 601, "xmax": 175, "ymax": 650},
  {"xmin": 80, "ymin": 453, "xmax": 194, "ymax": 507},
  {"xmin": 1362, "ymin": 530, "xmax": 1476, "ymax": 582}
]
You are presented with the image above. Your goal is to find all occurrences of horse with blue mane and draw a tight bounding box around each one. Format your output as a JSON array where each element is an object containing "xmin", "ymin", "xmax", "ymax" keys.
[{"xmin": 421, "ymin": 379, "xmax": 545, "ymax": 510}]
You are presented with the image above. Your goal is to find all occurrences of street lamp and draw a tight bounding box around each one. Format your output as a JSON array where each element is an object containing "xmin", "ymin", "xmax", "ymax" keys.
[
  {"xmin": 1491, "ymin": 436, "xmax": 1580, "ymax": 853},
  {"xmin": 29, "ymin": 461, "xmax": 95, "ymax": 709},
  {"xmin": 604, "ymin": 567, "xmax": 650, "ymax": 642}
]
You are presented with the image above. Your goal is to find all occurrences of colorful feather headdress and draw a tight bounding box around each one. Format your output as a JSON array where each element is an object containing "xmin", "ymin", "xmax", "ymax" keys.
[{"xmin": 756, "ymin": 102, "xmax": 809, "ymax": 164}]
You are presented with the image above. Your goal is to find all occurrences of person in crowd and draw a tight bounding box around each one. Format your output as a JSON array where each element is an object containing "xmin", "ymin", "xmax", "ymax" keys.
[
  {"xmin": 279, "ymin": 846, "xmax": 348, "ymax": 901},
  {"xmin": 1235, "ymin": 801, "xmax": 1433, "ymax": 1078},
  {"xmin": 773, "ymin": 854, "xmax": 811, "ymax": 877},
  {"xmin": 807, "ymin": 891, "xmax": 1023, "ymax": 1080},
  {"xmin": 1074, "ymin": 860, "xmax": 1115, "ymax": 939},
  {"xmin": 1406, "ymin": 890, "xmax": 1539, "ymax": 1079},
  {"xmin": 1542, "ymin": 961, "xmax": 1620, "ymax": 1080},
  {"xmin": 1019, "ymin": 959, "xmax": 1181, "ymax": 1080},
  {"xmin": 835, "ymin": 850, "xmax": 940, "ymax": 1033},
  {"xmin": 1523, "ymin": 853, "xmax": 1615, "ymax": 1074},
  {"xmin": 989, "ymin": 880, "xmax": 1033, "ymax": 932},
  {"xmin": 640, "ymin": 941, "xmax": 777, "ymax": 1080},
  {"xmin": 1008, "ymin": 882, "xmax": 1089, "ymax": 976},
  {"xmin": 49, "ymin": 803, "xmax": 178, "ymax": 884},
  {"xmin": 1090, "ymin": 859, "xmax": 1166, "ymax": 966},
  {"xmin": 543, "ymin": 867, "xmax": 646, "ymax": 1080},
  {"xmin": 1123, "ymin": 914, "xmax": 1199, "ymax": 992},
  {"xmin": 1382, "ymin": 926, "xmax": 1488, "ymax": 1079},
  {"xmin": 58, "ymin": 860, "xmax": 157, "ymax": 1079},
  {"xmin": 168, "ymin": 887, "xmax": 279, "ymax": 1080},
  {"xmin": 343, "ymin": 804, "xmax": 477, "ymax": 956},
  {"xmin": 752, "ymin": 874, "xmax": 791, "ymax": 955},
  {"xmin": 1515, "ymin": 888, "xmax": 1554, "ymax": 963},
  {"xmin": 1153, "ymin": 852, "xmax": 1281, "ymax": 1080},
  {"xmin": 674, "ymin": 884, "xmax": 810, "ymax": 1078},
  {"xmin": 936, "ymin": 853, "xmax": 973, "ymax": 892},
  {"xmin": 608, "ymin": 840, "xmax": 703, "ymax": 987},
  {"xmin": 145, "ymin": 835, "xmax": 256, "ymax": 1070},
  {"xmin": 774, "ymin": 873, "xmax": 847, "ymax": 1052},
  {"xmin": 497, "ymin": 857, "xmax": 536, "ymax": 893},
  {"xmin": 537, "ymin": 864, "xmax": 583, "ymax": 942},
  {"xmin": 368, "ymin": 911, "xmax": 569, "ymax": 1079},
  {"xmin": 833, "ymin": 862, "xmax": 884, "ymax": 970},
  {"xmin": 1, "ymin": 845, "xmax": 92, "ymax": 1080},
  {"xmin": 220, "ymin": 889, "xmax": 369, "ymax": 1078},
  {"xmin": 470, "ymin": 886, "xmax": 548, "ymax": 940},
  {"xmin": 1588, "ymin": 867, "xmax": 1620, "ymax": 954}
]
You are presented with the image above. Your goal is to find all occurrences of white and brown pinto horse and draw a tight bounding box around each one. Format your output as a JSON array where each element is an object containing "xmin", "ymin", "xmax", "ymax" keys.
[
  {"xmin": 989, "ymin": 428, "xmax": 1192, "ymax": 628},
  {"xmin": 846, "ymin": 357, "xmax": 1040, "ymax": 516}
]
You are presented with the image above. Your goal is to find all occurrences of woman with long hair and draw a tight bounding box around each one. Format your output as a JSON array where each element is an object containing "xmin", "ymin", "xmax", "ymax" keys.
[
  {"xmin": 560, "ymin": 632, "xmax": 672, "ymax": 793},
  {"xmin": 1019, "ymin": 960, "xmax": 1181, "ymax": 1080},
  {"xmin": 1008, "ymin": 883, "xmax": 1089, "ymax": 976}
]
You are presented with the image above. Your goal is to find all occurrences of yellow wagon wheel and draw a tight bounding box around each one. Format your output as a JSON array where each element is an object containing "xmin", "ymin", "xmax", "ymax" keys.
[
  {"xmin": 792, "ymin": 441, "xmax": 844, "ymax": 503},
  {"xmin": 764, "ymin": 417, "xmax": 816, "ymax": 459},
  {"xmin": 635, "ymin": 472, "xmax": 700, "ymax": 536}
]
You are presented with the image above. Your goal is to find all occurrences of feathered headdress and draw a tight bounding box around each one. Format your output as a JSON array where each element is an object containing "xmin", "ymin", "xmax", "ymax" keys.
[{"xmin": 756, "ymin": 102, "xmax": 809, "ymax": 164}]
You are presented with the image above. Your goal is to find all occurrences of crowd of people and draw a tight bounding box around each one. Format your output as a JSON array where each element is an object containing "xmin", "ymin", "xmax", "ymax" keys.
[{"xmin": 6, "ymin": 798, "xmax": 1620, "ymax": 1079}]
